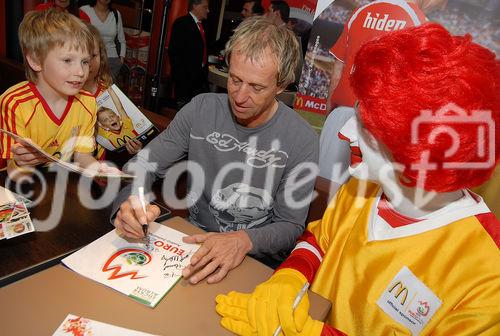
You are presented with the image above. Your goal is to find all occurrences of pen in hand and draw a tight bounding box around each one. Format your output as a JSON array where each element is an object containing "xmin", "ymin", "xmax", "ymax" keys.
[
  {"xmin": 138, "ymin": 187, "xmax": 149, "ymax": 247},
  {"xmin": 272, "ymin": 281, "xmax": 310, "ymax": 336}
]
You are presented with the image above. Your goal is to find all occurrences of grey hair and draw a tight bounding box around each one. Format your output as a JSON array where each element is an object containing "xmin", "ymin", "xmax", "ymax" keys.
[{"xmin": 225, "ymin": 16, "xmax": 300, "ymax": 88}]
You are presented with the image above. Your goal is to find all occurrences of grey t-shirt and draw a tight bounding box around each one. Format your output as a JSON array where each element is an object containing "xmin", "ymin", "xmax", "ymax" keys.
[{"xmin": 115, "ymin": 93, "xmax": 319, "ymax": 261}]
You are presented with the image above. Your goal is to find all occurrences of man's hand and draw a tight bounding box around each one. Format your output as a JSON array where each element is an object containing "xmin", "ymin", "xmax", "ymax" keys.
[
  {"xmin": 11, "ymin": 143, "xmax": 48, "ymax": 167},
  {"xmin": 182, "ymin": 230, "xmax": 253, "ymax": 284},
  {"xmin": 114, "ymin": 195, "xmax": 160, "ymax": 238},
  {"xmin": 125, "ymin": 139, "xmax": 142, "ymax": 155}
]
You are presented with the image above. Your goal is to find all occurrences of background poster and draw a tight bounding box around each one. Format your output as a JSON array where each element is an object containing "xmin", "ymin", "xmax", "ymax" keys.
[{"xmin": 294, "ymin": 0, "xmax": 499, "ymax": 132}]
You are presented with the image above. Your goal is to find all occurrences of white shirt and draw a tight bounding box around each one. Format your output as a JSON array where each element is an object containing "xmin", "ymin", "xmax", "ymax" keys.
[{"xmin": 80, "ymin": 5, "xmax": 126, "ymax": 58}]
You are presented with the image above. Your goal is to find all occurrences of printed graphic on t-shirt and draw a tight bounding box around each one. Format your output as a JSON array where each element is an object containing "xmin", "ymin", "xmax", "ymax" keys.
[
  {"xmin": 190, "ymin": 132, "xmax": 289, "ymax": 168},
  {"xmin": 209, "ymin": 183, "xmax": 273, "ymax": 232}
]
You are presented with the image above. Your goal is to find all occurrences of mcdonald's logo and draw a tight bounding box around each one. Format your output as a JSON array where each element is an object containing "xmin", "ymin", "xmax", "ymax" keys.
[
  {"xmin": 295, "ymin": 95, "xmax": 304, "ymax": 108},
  {"xmin": 388, "ymin": 281, "xmax": 409, "ymax": 305}
]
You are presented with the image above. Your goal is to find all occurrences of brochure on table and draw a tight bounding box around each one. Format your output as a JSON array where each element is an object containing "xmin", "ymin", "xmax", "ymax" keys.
[
  {"xmin": 53, "ymin": 314, "xmax": 157, "ymax": 336},
  {"xmin": 62, "ymin": 222, "xmax": 199, "ymax": 308}
]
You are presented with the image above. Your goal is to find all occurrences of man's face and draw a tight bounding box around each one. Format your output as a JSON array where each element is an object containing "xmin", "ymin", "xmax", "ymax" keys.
[
  {"xmin": 241, "ymin": 2, "xmax": 254, "ymax": 18},
  {"xmin": 227, "ymin": 48, "xmax": 284, "ymax": 128},
  {"xmin": 265, "ymin": 5, "xmax": 279, "ymax": 24},
  {"xmin": 192, "ymin": 0, "xmax": 209, "ymax": 20}
]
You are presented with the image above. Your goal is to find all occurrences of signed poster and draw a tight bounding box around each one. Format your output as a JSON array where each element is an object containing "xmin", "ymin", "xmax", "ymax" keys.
[{"xmin": 62, "ymin": 222, "xmax": 199, "ymax": 308}]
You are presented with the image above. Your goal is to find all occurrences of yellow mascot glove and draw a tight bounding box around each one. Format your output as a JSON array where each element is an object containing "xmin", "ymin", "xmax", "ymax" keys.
[
  {"xmin": 215, "ymin": 268, "xmax": 307, "ymax": 336},
  {"xmin": 277, "ymin": 290, "xmax": 324, "ymax": 336},
  {"xmin": 216, "ymin": 291, "xmax": 254, "ymax": 336}
]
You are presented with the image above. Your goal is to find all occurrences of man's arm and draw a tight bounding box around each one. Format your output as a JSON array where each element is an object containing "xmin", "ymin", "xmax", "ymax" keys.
[
  {"xmin": 245, "ymin": 134, "xmax": 319, "ymax": 257},
  {"xmin": 111, "ymin": 100, "xmax": 194, "ymax": 233}
]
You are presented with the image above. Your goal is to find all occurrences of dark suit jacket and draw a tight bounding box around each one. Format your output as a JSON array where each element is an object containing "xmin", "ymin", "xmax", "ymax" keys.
[{"xmin": 168, "ymin": 14, "xmax": 208, "ymax": 103}]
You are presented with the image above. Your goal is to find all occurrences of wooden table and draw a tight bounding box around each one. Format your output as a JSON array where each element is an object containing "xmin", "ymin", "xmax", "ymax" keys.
[
  {"xmin": 0, "ymin": 217, "xmax": 331, "ymax": 335},
  {"xmin": 0, "ymin": 170, "xmax": 115, "ymax": 286}
]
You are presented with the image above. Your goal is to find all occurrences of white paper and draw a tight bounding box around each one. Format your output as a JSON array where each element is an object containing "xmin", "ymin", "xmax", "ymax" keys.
[
  {"xmin": 0, "ymin": 128, "xmax": 134, "ymax": 179},
  {"xmin": 62, "ymin": 222, "xmax": 199, "ymax": 308},
  {"xmin": 53, "ymin": 314, "xmax": 157, "ymax": 336}
]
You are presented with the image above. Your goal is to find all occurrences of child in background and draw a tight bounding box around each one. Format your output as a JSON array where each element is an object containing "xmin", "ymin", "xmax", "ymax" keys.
[
  {"xmin": 82, "ymin": 23, "xmax": 112, "ymax": 97},
  {"xmin": 83, "ymin": 23, "xmax": 113, "ymax": 160},
  {"xmin": 0, "ymin": 9, "xmax": 116, "ymax": 180},
  {"xmin": 83, "ymin": 25, "xmax": 142, "ymax": 155}
]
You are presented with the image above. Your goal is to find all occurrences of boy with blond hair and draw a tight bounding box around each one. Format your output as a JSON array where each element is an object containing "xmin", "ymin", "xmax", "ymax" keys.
[{"xmin": 0, "ymin": 9, "xmax": 113, "ymax": 180}]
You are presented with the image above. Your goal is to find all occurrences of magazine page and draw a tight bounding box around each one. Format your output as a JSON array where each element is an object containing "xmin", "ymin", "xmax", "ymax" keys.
[
  {"xmin": 62, "ymin": 222, "xmax": 199, "ymax": 308},
  {"xmin": 96, "ymin": 84, "xmax": 158, "ymax": 152}
]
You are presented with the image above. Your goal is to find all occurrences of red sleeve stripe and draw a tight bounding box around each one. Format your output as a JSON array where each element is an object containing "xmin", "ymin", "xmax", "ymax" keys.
[
  {"xmin": 322, "ymin": 324, "xmax": 347, "ymax": 336},
  {"xmin": 297, "ymin": 230, "xmax": 325, "ymax": 256},
  {"xmin": 1, "ymin": 91, "xmax": 34, "ymax": 158},
  {"xmin": 9, "ymin": 94, "xmax": 37, "ymax": 133},
  {"xmin": 475, "ymin": 212, "xmax": 500, "ymax": 248},
  {"xmin": 1, "ymin": 85, "xmax": 31, "ymax": 130},
  {"xmin": 293, "ymin": 241, "xmax": 323, "ymax": 262},
  {"xmin": 278, "ymin": 248, "xmax": 322, "ymax": 283}
]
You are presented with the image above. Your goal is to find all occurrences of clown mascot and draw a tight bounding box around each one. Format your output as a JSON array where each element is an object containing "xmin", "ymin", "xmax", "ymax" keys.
[{"xmin": 216, "ymin": 23, "xmax": 500, "ymax": 336}]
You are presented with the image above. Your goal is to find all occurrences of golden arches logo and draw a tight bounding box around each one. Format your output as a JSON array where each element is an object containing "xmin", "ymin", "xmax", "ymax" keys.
[{"xmin": 388, "ymin": 281, "xmax": 409, "ymax": 305}]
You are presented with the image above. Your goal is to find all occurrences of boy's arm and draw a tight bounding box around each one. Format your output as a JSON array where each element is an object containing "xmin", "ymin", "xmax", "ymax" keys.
[{"xmin": 73, "ymin": 151, "xmax": 98, "ymax": 169}]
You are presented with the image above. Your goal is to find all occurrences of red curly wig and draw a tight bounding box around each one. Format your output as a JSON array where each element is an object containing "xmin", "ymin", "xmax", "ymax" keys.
[{"xmin": 351, "ymin": 23, "xmax": 500, "ymax": 192}]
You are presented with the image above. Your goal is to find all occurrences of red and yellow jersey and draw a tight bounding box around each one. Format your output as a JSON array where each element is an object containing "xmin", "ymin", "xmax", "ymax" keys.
[
  {"xmin": 0, "ymin": 81, "xmax": 97, "ymax": 163},
  {"xmin": 93, "ymin": 81, "xmax": 108, "ymax": 98},
  {"xmin": 330, "ymin": 0, "xmax": 426, "ymax": 107},
  {"xmin": 280, "ymin": 178, "xmax": 500, "ymax": 335},
  {"xmin": 97, "ymin": 117, "xmax": 138, "ymax": 149}
]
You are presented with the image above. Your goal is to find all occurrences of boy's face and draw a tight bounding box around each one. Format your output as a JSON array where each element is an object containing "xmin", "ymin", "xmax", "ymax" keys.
[
  {"xmin": 28, "ymin": 43, "xmax": 90, "ymax": 98},
  {"xmin": 88, "ymin": 39, "xmax": 101, "ymax": 81},
  {"xmin": 98, "ymin": 109, "xmax": 122, "ymax": 131}
]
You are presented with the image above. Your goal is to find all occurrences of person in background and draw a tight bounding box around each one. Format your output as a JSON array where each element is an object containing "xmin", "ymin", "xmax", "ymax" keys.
[
  {"xmin": 241, "ymin": 0, "xmax": 264, "ymax": 19},
  {"xmin": 0, "ymin": 9, "xmax": 116, "ymax": 180},
  {"xmin": 82, "ymin": 24, "xmax": 141, "ymax": 158},
  {"xmin": 80, "ymin": 0, "xmax": 126, "ymax": 82},
  {"xmin": 212, "ymin": 0, "xmax": 264, "ymax": 60},
  {"xmin": 82, "ymin": 23, "xmax": 112, "ymax": 97},
  {"xmin": 266, "ymin": 0, "xmax": 290, "ymax": 26},
  {"xmin": 168, "ymin": 0, "xmax": 210, "ymax": 109},
  {"xmin": 113, "ymin": 16, "xmax": 318, "ymax": 284},
  {"xmin": 35, "ymin": 0, "xmax": 90, "ymax": 21},
  {"xmin": 216, "ymin": 23, "xmax": 500, "ymax": 336}
]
